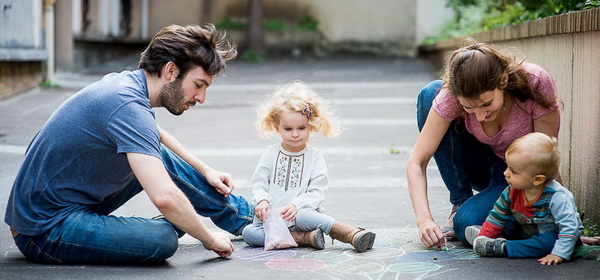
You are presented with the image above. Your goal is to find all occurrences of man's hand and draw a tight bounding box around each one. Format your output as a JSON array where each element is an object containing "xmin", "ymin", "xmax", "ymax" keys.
[
  {"xmin": 280, "ymin": 204, "xmax": 298, "ymax": 222},
  {"xmin": 255, "ymin": 200, "xmax": 269, "ymax": 222},
  {"xmin": 538, "ymin": 254, "xmax": 563, "ymax": 265},
  {"xmin": 205, "ymin": 169, "xmax": 235, "ymax": 197},
  {"xmin": 202, "ymin": 232, "xmax": 235, "ymax": 258},
  {"xmin": 417, "ymin": 219, "xmax": 446, "ymax": 249}
]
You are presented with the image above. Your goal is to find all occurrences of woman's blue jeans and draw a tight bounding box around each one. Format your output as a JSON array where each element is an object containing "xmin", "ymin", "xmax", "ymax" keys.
[
  {"xmin": 241, "ymin": 209, "xmax": 335, "ymax": 247},
  {"xmin": 416, "ymin": 80, "xmax": 515, "ymax": 244},
  {"xmin": 12, "ymin": 145, "xmax": 254, "ymax": 264}
]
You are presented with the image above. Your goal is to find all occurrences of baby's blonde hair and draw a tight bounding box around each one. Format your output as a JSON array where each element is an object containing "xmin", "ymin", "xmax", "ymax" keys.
[
  {"xmin": 256, "ymin": 80, "xmax": 341, "ymax": 138},
  {"xmin": 506, "ymin": 132, "xmax": 560, "ymax": 180}
]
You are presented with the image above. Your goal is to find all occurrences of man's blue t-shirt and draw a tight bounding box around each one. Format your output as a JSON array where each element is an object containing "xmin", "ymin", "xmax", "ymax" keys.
[{"xmin": 5, "ymin": 70, "xmax": 161, "ymax": 236}]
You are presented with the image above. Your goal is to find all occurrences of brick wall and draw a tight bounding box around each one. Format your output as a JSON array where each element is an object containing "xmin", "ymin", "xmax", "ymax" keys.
[{"xmin": 0, "ymin": 62, "xmax": 43, "ymax": 100}]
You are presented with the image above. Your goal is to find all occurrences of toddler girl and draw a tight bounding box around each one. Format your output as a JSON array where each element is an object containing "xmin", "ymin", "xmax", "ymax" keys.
[{"xmin": 241, "ymin": 81, "xmax": 376, "ymax": 252}]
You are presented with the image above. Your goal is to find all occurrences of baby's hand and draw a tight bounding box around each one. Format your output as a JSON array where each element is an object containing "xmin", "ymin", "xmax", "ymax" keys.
[
  {"xmin": 280, "ymin": 204, "xmax": 298, "ymax": 221},
  {"xmin": 537, "ymin": 254, "xmax": 563, "ymax": 265}
]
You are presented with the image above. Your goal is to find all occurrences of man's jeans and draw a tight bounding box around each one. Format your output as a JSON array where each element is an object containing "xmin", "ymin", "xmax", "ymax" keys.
[
  {"xmin": 13, "ymin": 145, "xmax": 254, "ymax": 264},
  {"xmin": 416, "ymin": 80, "xmax": 515, "ymax": 244}
]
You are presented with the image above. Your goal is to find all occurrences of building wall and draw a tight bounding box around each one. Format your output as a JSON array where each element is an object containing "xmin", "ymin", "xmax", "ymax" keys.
[
  {"xmin": 0, "ymin": 0, "xmax": 45, "ymax": 99},
  {"xmin": 308, "ymin": 0, "xmax": 416, "ymax": 56},
  {"xmin": 147, "ymin": 0, "xmax": 204, "ymax": 35},
  {"xmin": 53, "ymin": 0, "xmax": 452, "ymax": 70},
  {"xmin": 0, "ymin": 0, "xmax": 41, "ymax": 48},
  {"xmin": 0, "ymin": 61, "xmax": 43, "ymax": 98},
  {"xmin": 416, "ymin": 0, "xmax": 454, "ymax": 44}
]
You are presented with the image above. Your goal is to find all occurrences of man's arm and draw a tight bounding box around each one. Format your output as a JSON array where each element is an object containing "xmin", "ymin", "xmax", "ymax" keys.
[
  {"xmin": 127, "ymin": 152, "xmax": 234, "ymax": 257},
  {"xmin": 159, "ymin": 128, "xmax": 235, "ymax": 197}
]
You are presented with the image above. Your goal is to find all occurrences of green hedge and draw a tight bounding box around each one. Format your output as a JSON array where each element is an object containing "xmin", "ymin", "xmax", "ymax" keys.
[{"xmin": 423, "ymin": 0, "xmax": 600, "ymax": 45}]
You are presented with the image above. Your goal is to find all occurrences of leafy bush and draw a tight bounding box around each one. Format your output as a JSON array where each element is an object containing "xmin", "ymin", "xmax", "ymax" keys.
[
  {"xmin": 241, "ymin": 50, "xmax": 266, "ymax": 63},
  {"xmin": 216, "ymin": 15, "xmax": 318, "ymax": 31},
  {"xmin": 215, "ymin": 17, "xmax": 247, "ymax": 30},
  {"xmin": 424, "ymin": 0, "xmax": 600, "ymax": 44},
  {"xmin": 263, "ymin": 19, "xmax": 286, "ymax": 30},
  {"xmin": 297, "ymin": 15, "xmax": 319, "ymax": 30}
]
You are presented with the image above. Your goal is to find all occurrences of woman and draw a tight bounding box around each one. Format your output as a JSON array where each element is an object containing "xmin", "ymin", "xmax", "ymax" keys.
[{"xmin": 406, "ymin": 42, "xmax": 560, "ymax": 248}]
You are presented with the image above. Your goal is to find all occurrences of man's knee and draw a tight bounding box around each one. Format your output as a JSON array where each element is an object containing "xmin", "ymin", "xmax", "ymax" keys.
[{"xmin": 146, "ymin": 226, "xmax": 179, "ymax": 262}]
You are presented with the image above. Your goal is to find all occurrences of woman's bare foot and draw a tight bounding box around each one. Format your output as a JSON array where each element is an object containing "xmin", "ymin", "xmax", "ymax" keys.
[
  {"xmin": 581, "ymin": 236, "xmax": 600, "ymax": 245},
  {"xmin": 441, "ymin": 205, "xmax": 460, "ymax": 239}
]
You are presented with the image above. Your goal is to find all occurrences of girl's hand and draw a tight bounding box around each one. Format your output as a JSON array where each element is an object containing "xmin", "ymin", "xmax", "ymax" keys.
[
  {"xmin": 280, "ymin": 204, "xmax": 298, "ymax": 221},
  {"xmin": 255, "ymin": 200, "xmax": 269, "ymax": 221},
  {"xmin": 417, "ymin": 219, "xmax": 446, "ymax": 249},
  {"xmin": 538, "ymin": 254, "xmax": 563, "ymax": 265}
]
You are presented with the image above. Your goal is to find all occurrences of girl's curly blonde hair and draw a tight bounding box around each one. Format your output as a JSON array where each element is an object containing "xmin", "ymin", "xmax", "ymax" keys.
[{"xmin": 256, "ymin": 80, "xmax": 341, "ymax": 139}]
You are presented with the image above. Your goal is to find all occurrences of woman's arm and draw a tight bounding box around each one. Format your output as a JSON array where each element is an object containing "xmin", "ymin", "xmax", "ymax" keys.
[
  {"xmin": 406, "ymin": 108, "xmax": 452, "ymax": 248},
  {"xmin": 533, "ymin": 109, "xmax": 562, "ymax": 182}
]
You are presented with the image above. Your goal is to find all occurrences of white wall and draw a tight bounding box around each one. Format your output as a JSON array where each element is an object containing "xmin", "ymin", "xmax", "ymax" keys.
[
  {"xmin": 0, "ymin": 0, "xmax": 42, "ymax": 48},
  {"xmin": 416, "ymin": 0, "xmax": 454, "ymax": 44}
]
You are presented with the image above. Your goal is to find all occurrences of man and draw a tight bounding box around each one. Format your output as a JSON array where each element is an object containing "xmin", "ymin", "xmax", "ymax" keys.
[{"xmin": 5, "ymin": 24, "xmax": 254, "ymax": 264}]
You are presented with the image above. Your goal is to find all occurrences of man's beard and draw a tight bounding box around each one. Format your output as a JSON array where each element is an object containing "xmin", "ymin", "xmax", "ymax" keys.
[{"xmin": 159, "ymin": 78, "xmax": 186, "ymax": 115}]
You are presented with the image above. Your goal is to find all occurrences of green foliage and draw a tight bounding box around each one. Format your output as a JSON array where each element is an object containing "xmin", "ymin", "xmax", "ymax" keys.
[
  {"xmin": 584, "ymin": 218, "xmax": 599, "ymax": 237},
  {"xmin": 39, "ymin": 80, "xmax": 60, "ymax": 88},
  {"xmin": 215, "ymin": 17, "xmax": 247, "ymax": 30},
  {"xmin": 583, "ymin": 0, "xmax": 600, "ymax": 9},
  {"xmin": 216, "ymin": 15, "xmax": 318, "ymax": 31},
  {"xmin": 424, "ymin": 0, "xmax": 595, "ymax": 45},
  {"xmin": 297, "ymin": 15, "xmax": 319, "ymax": 30},
  {"xmin": 241, "ymin": 50, "xmax": 266, "ymax": 63},
  {"xmin": 263, "ymin": 19, "xmax": 286, "ymax": 30},
  {"xmin": 574, "ymin": 245, "xmax": 600, "ymax": 261}
]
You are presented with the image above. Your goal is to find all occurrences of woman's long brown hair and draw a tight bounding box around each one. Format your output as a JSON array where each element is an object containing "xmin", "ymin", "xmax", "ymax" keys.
[{"xmin": 442, "ymin": 42, "xmax": 556, "ymax": 111}]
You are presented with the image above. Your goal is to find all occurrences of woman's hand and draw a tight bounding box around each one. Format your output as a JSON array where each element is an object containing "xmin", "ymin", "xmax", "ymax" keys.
[
  {"xmin": 418, "ymin": 219, "xmax": 446, "ymax": 249},
  {"xmin": 280, "ymin": 204, "xmax": 298, "ymax": 221},
  {"xmin": 255, "ymin": 200, "xmax": 269, "ymax": 221}
]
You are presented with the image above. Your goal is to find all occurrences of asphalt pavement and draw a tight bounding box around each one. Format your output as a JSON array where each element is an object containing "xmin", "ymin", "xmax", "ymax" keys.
[{"xmin": 1, "ymin": 54, "xmax": 599, "ymax": 279}]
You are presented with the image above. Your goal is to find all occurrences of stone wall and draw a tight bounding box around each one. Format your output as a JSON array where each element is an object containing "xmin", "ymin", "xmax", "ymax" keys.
[
  {"xmin": 0, "ymin": 62, "xmax": 43, "ymax": 100},
  {"xmin": 419, "ymin": 8, "xmax": 600, "ymax": 226}
]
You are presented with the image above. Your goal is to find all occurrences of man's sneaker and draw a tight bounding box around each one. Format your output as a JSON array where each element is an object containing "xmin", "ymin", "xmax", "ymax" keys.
[
  {"xmin": 473, "ymin": 236, "xmax": 506, "ymax": 257},
  {"xmin": 465, "ymin": 225, "xmax": 482, "ymax": 245}
]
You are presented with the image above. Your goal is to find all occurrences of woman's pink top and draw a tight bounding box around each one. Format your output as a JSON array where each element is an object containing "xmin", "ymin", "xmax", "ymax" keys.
[{"xmin": 432, "ymin": 63, "xmax": 559, "ymax": 161}]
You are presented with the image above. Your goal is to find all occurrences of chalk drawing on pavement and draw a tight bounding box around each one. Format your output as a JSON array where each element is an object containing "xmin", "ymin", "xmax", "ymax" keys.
[
  {"xmin": 386, "ymin": 262, "xmax": 443, "ymax": 275},
  {"xmin": 345, "ymin": 247, "xmax": 405, "ymax": 259},
  {"xmin": 397, "ymin": 251, "xmax": 457, "ymax": 262},
  {"xmin": 302, "ymin": 250, "xmax": 355, "ymax": 265},
  {"xmin": 232, "ymin": 246, "xmax": 297, "ymax": 260},
  {"xmin": 449, "ymin": 248, "xmax": 480, "ymax": 260},
  {"xmin": 265, "ymin": 258, "xmax": 327, "ymax": 271},
  {"xmin": 232, "ymin": 241, "xmax": 476, "ymax": 278},
  {"xmin": 329, "ymin": 260, "xmax": 386, "ymax": 275},
  {"xmin": 401, "ymin": 241, "xmax": 457, "ymax": 252}
]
